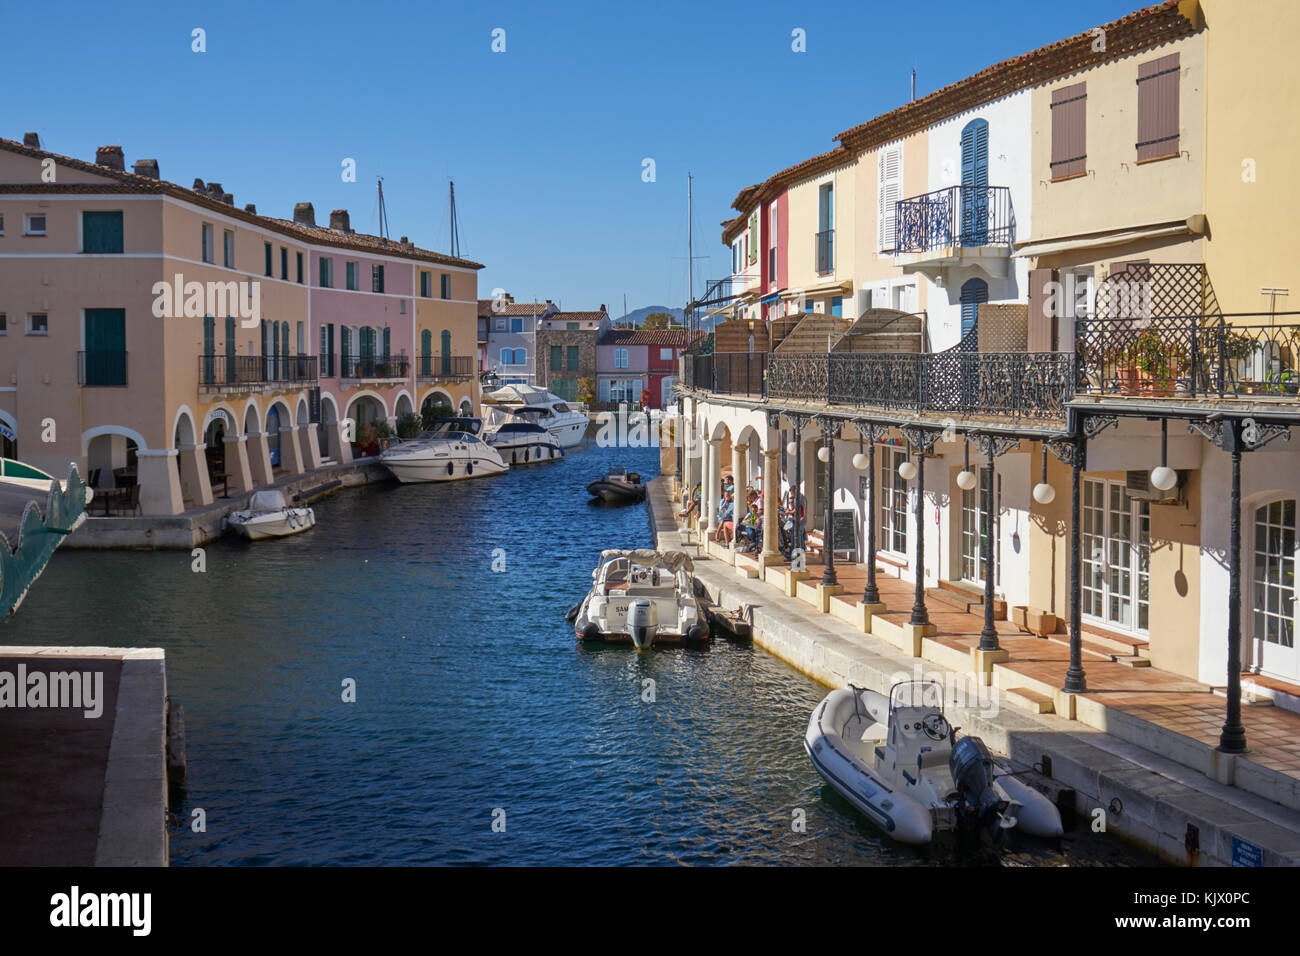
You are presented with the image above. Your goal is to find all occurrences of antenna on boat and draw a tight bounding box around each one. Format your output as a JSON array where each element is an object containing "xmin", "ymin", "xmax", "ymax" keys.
[
  {"xmin": 449, "ymin": 180, "xmax": 461, "ymax": 258},
  {"xmin": 376, "ymin": 177, "xmax": 389, "ymax": 240}
]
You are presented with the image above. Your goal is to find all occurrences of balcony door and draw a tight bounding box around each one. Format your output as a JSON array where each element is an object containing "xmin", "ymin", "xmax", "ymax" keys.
[
  {"xmin": 960, "ymin": 476, "xmax": 998, "ymax": 586},
  {"xmin": 83, "ymin": 308, "xmax": 126, "ymax": 387},
  {"xmin": 441, "ymin": 330, "xmax": 452, "ymax": 376},
  {"xmin": 960, "ymin": 118, "xmax": 989, "ymax": 245},
  {"xmin": 1082, "ymin": 478, "xmax": 1150, "ymax": 636},
  {"xmin": 1252, "ymin": 499, "xmax": 1298, "ymax": 680}
]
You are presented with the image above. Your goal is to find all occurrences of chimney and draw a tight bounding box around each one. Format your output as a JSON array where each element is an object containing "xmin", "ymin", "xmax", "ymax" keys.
[
  {"xmin": 193, "ymin": 178, "xmax": 206, "ymax": 192},
  {"xmin": 294, "ymin": 202, "xmax": 316, "ymax": 226},
  {"xmin": 132, "ymin": 158, "xmax": 160, "ymax": 179},
  {"xmin": 329, "ymin": 209, "xmax": 350, "ymax": 232},
  {"xmin": 206, "ymin": 182, "xmax": 223, "ymax": 199},
  {"xmin": 222, "ymin": 193, "xmax": 234, "ymax": 206},
  {"xmin": 244, "ymin": 203, "xmax": 257, "ymax": 214},
  {"xmin": 22, "ymin": 132, "xmax": 40, "ymax": 149},
  {"xmin": 95, "ymin": 145, "xmax": 125, "ymax": 171}
]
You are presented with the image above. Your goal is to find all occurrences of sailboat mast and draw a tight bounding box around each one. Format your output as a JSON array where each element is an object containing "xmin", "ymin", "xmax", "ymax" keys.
[
  {"xmin": 449, "ymin": 181, "xmax": 461, "ymax": 258},
  {"xmin": 376, "ymin": 177, "xmax": 389, "ymax": 239},
  {"xmin": 687, "ymin": 173, "xmax": 694, "ymax": 335}
]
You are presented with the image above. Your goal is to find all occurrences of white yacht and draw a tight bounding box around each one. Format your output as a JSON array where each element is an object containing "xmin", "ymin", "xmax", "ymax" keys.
[
  {"xmin": 226, "ymin": 490, "xmax": 315, "ymax": 540},
  {"xmin": 485, "ymin": 420, "xmax": 563, "ymax": 465},
  {"xmin": 571, "ymin": 549, "xmax": 709, "ymax": 649},
  {"xmin": 379, "ymin": 418, "xmax": 508, "ymax": 484},
  {"xmin": 482, "ymin": 385, "xmax": 589, "ymax": 448}
]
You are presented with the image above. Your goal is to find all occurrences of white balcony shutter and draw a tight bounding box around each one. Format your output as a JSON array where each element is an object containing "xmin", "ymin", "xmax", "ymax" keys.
[{"xmin": 878, "ymin": 145, "xmax": 902, "ymax": 252}]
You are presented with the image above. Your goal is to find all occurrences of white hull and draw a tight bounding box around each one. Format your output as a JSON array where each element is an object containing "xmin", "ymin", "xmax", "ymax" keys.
[
  {"xmin": 385, "ymin": 454, "xmax": 507, "ymax": 483},
  {"xmin": 574, "ymin": 549, "xmax": 708, "ymax": 649},
  {"xmin": 228, "ymin": 507, "xmax": 315, "ymax": 540},
  {"xmin": 381, "ymin": 433, "xmax": 508, "ymax": 483},
  {"xmin": 546, "ymin": 417, "xmax": 588, "ymax": 448}
]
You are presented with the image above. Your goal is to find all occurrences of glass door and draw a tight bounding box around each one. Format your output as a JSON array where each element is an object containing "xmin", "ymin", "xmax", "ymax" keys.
[
  {"xmin": 1082, "ymin": 478, "xmax": 1150, "ymax": 635},
  {"xmin": 1253, "ymin": 499, "xmax": 1298, "ymax": 680}
]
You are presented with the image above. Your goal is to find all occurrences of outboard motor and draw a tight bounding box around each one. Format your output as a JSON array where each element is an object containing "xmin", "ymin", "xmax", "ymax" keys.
[
  {"xmin": 628, "ymin": 599, "xmax": 657, "ymax": 650},
  {"xmin": 949, "ymin": 736, "xmax": 1007, "ymax": 834}
]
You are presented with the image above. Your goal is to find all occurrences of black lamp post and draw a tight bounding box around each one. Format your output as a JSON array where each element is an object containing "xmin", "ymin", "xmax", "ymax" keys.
[{"xmin": 818, "ymin": 417, "xmax": 838, "ymax": 587}]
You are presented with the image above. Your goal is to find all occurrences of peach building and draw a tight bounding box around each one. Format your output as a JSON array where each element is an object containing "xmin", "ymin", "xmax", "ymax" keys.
[{"xmin": 0, "ymin": 134, "xmax": 482, "ymax": 516}]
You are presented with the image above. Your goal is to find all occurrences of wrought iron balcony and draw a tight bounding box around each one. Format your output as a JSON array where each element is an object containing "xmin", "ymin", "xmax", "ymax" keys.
[
  {"xmin": 78, "ymin": 350, "xmax": 128, "ymax": 387},
  {"xmin": 1076, "ymin": 312, "xmax": 1300, "ymax": 400},
  {"xmin": 198, "ymin": 354, "xmax": 318, "ymax": 389},
  {"xmin": 686, "ymin": 350, "xmax": 1074, "ymax": 420},
  {"xmin": 894, "ymin": 186, "xmax": 1014, "ymax": 254},
  {"xmin": 417, "ymin": 354, "xmax": 475, "ymax": 382},
  {"xmin": 341, "ymin": 354, "xmax": 409, "ymax": 381},
  {"xmin": 815, "ymin": 229, "xmax": 834, "ymax": 275}
]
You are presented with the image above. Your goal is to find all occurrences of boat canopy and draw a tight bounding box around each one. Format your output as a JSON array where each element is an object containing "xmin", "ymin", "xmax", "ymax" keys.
[
  {"xmin": 249, "ymin": 490, "xmax": 289, "ymax": 513},
  {"xmin": 599, "ymin": 548, "xmax": 694, "ymax": 573},
  {"xmin": 1, "ymin": 460, "xmax": 90, "ymax": 620},
  {"xmin": 483, "ymin": 384, "xmax": 557, "ymax": 406}
]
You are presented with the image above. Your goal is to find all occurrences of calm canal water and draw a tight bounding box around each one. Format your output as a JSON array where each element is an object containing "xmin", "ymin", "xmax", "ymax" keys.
[{"xmin": 6, "ymin": 441, "xmax": 1156, "ymax": 865}]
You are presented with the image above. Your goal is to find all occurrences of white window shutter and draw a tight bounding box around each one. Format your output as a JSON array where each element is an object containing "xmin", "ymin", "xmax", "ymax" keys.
[{"xmin": 878, "ymin": 146, "xmax": 902, "ymax": 252}]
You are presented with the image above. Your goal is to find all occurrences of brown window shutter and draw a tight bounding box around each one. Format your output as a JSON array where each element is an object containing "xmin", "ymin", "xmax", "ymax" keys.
[
  {"xmin": 1028, "ymin": 267, "xmax": 1058, "ymax": 351},
  {"xmin": 1136, "ymin": 53, "xmax": 1180, "ymax": 162},
  {"xmin": 1050, "ymin": 82, "xmax": 1087, "ymax": 180}
]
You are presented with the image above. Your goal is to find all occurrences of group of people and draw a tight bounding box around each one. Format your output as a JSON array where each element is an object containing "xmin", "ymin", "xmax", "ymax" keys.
[{"xmin": 677, "ymin": 471, "xmax": 807, "ymax": 559}]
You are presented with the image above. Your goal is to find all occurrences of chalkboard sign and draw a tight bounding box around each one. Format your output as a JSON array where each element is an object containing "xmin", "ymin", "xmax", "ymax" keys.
[{"xmin": 831, "ymin": 509, "xmax": 859, "ymax": 561}]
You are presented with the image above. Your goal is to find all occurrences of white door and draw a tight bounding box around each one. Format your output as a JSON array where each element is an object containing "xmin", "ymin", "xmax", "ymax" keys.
[
  {"xmin": 1252, "ymin": 499, "xmax": 1298, "ymax": 680},
  {"xmin": 1082, "ymin": 478, "xmax": 1150, "ymax": 636}
]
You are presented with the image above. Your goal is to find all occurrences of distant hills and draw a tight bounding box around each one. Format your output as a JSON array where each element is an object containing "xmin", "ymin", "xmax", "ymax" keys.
[{"xmin": 613, "ymin": 306, "xmax": 685, "ymax": 328}]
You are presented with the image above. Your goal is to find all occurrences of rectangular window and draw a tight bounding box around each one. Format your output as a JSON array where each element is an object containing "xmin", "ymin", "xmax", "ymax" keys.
[
  {"xmin": 346, "ymin": 262, "xmax": 358, "ymax": 291},
  {"xmin": 550, "ymin": 346, "xmax": 562, "ymax": 371},
  {"xmin": 319, "ymin": 257, "xmax": 333, "ymax": 288},
  {"xmin": 0, "ymin": 213, "xmax": 5, "ymax": 235},
  {"xmin": 830, "ymin": 296, "xmax": 842, "ymax": 318},
  {"xmin": 881, "ymin": 446, "xmax": 908, "ymax": 555},
  {"xmin": 495, "ymin": 318, "xmax": 506, "ymax": 331},
  {"xmin": 599, "ymin": 378, "xmax": 611, "ymax": 403},
  {"xmin": 223, "ymin": 229, "xmax": 235, "ymax": 268},
  {"xmin": 296, "ymin": 252, "xmax": 304, "ymax": 284},
  {"xmin": 201, "ymin": 223, "xmax": 214, "ymax": 263},
  {"xmin": 420, "ymin": 271, "xmax": 431, "ymax": 297},
  {"xmin": 566, "ymin": 345, "xmax": 580, "ymax": 371},
  {"xmin": 372, "ymin": 264, "xmax": 385, "ymax": 293},
  {"xmin": 1136, "ymin": 52, "xmax": 1180, "ymax": 163},
  {"xmin": 440, "ymin": 273, "xmax": 450, "ymax": 299},
  {"xmin": 1082, "ymin": 478, "xmax": 1150, "ymax": 633},
  {"xmin": 511, "ymin": 318, "xmax": 523, "ymax": 333},
  {"xmin": 1253, "ymin": 499, "xmax": 1296, "ymax": 665},
  {"xmin": 280, "ymin": 247, "xmax": 288, "ymax": 280},
  {"xmin": 1050, "ymin": 82, "xmax": 1087, "ymax": 180},
  {"xmin": 0, "ymin": 313, "xmax": 6, "ymax": 335},
  {"xmin": 660, "ymin": 348, "xmax": 673, "ymax": 361},
  {"xmin": 27, "ymin": 312, "xmax": 48, "ymax": 335},
  {"xmin": 24, "ymin": 213, "xmax": 46, "ymax": 236},
  {"xmin": 566, "ymin": 321, "xmax": 579, "ymax": 331},
  {"xmin": 82, "ymin": 211, "xmax": 124, "ymax": 254},
  {"xmin": 878, "ymin": 144, "xmax": 903, "ymax": 252},
  {"xmin": 264, "ymin": 242, "xmax": 273, "ymax": 277},
  {"xmin": 747, "ymin": 210, "xmax": 758, "ymax": 265}
]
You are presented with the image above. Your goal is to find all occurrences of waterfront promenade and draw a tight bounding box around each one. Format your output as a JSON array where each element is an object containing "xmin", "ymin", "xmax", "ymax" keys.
[
  {"xmin": 0, "ymin": 646, "xmax": 169, "ymax": 866},
  {"xmin": 649, "ymin": 476, "xmax": 1300, "ymax": 866}
]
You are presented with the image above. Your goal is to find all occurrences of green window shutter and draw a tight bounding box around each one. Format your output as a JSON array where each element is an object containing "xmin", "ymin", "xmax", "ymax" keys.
[
  {"xmin": 296, "ymin": 252, "xmax": 304, "ymax": 284},
  {"xmin": 83, "ymin": 308, "xmax": 126, "ymax": 386},
  {"xmin": 280, "ymin": 247, "xmax": 288, "ymax": 280},
  {"xmin": 441, "ymin": 330, "xmax": 451, "ymax": 375},
  {"xmin": 567, "ymin": 345, "xmax": 579, "ymax": 370},
  {"xmin": 421, "ymin": 330, "xmax": 432, "ymax": 375},
  {"xmin": 382, "ymin": 327, "xmax": 391, "ymax": 358},
  {"xmin": 440, "ymin": 274, "xmax": 450, "ymax": 298},
  {"xmin": 203, "ymin": 316, "xmax": 215, "ymax": 382},
  {"xmin": 341, "ymin": 327, "xmax": 351, "ymax": 374},
  {"xmin": 319, "ymin": 258, "xmax": 329, "ymax": 287},
  {"xmin": 748, "ymin": 210, "xmax": 759, "ymax": 264},
  {"xmin": 82, "ymin": 211, "xmax": 123, "ymax": 254},
  {"xmin": 225, "ymin": 316, "xmax": 236, "ymax": 383},
  {"xmin": 550, "ymin": 346, "xmax": 562, "ymax": 371},
  {"xmin": 264, "ymin": 243, "xmax": 273, "ymax": 277}
]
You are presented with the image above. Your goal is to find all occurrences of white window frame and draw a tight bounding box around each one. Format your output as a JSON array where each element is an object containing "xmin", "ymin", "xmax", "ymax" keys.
[
  {"xmin": 27, "ymin": 312, "xmax": 49, "ymax": 336},
  {"xmin": 24, "ymin": 213, "xmax": 47, "ymax": 237},
  {"xmin": 1251, "ymin": 497, "xmax": 1297, "ymax": 679},
  {"xmin": 880, "ymin": 445, "xmax": 909, "ymax": 557},
  {"xmin": 1081, "ymin": 477, "xmax": 1150, "ymax": 636}
]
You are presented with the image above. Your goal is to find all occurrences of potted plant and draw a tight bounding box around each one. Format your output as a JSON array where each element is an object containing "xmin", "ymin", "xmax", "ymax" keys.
[{"xmin": 1127, "ymin": 329, "xmax": 1185, "ymax": 396}]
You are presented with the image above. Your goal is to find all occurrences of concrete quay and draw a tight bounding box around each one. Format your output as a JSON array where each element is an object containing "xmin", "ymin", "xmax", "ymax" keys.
[{"xmin": 648, "ymin": 476, "xmax": 1300, "ymax": 866}]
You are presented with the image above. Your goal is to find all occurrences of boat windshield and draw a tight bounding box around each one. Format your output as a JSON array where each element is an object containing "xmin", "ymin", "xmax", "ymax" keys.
[{"xmin": 552, "ymin": 403, "xmax": 570, "ymax": 413}]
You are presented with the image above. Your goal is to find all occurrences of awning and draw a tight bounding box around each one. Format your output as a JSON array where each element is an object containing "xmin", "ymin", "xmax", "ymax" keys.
[
  {"xmin": 783, "ymin": 279, "xmax": 853, "ymax": 298},
  {"xmin": 1014, "ymin": 218, "xmax": 1200, "ymax": 259},
  {"xmin": 0, "ymin": 461, "xmax": 91, "ymax": 619}
]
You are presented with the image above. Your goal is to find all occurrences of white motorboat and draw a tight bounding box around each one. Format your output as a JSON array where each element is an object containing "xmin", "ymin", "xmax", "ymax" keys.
[
  {"xmin": 379, "ymin": 417, "xmax": 508, "ymax": 483},
  {"xmin": 804, "ymin": 681, "xmax": 1063, "ymax": 845},
  {"xmin": 572, "ymin": 549, "xmax": 709, "ymax": 649},
  {"xmin": 482, "ymin": 384, "xmax": 589, "ymax": 448},
  {"xmin": 485, "ymin": 420, "xmax": 563, "ymax": 466},
  {"xmin": 586, "ymin": 467, "xmax": 646, "ymax": 503},
  {"xmin": 226, "ymin": 490, "xmax": 315, "ymax": 540}
]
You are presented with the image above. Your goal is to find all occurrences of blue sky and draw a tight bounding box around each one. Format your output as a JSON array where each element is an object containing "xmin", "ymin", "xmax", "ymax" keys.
[{"xmin": 3, "ymin": 0, "xmax": 1143, "ymax": 315}]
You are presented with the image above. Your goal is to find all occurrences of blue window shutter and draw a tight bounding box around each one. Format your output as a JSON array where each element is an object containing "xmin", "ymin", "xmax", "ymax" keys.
[{"xmin": 959, "ymin": 278, "xmax": 988, "ymax": 347}]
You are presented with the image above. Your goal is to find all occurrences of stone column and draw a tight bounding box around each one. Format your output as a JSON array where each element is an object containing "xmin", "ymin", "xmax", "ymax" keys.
[
  {"xmin": 136, "ymin": 448, "xmax": 184, "ymax": 516},
  {"xmin": 331, "ymin": 421, "xmax": 354, "ymax": 464},
  {"xmin": 299, "ymin": 423, "xmax": 323, "ymax": 471},
  {"xmin": 705, "ymin": 438, "xmax": 721, "ymax": 535},
  {"xmin": 762, "ymin": 447, "xmax": 780, "ymax": 562},
  {"xmin": 176, "ymin": 442, "xmax": 214, "ymax": 508},
  {"xmin": 222, "ymin": 435, "xmax": 254, "ymax": 495},
  {"xmin": 279, "ymin": 426, "xmax": 306, "ymax": 475},
  {"xmin": 247, "ymin": 431, "xmax": 274, "ymax": 487}
]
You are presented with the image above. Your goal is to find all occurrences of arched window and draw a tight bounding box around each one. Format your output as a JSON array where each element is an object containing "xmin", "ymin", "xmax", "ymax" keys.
[{"xmin": 1253, "ymin": 498, "xmax": 1297, "ymax": 678}]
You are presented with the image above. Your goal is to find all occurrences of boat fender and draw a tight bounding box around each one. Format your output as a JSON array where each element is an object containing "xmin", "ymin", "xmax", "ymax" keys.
[
  {"xmin": 467, "ymin": 461, "xmax": 473, "ymax": 475},
  {"xmin": 686, "ymin": 621, "xmax": 709, "ymax": 642},
  {"xmin": 581, "ymin": 622, "xmax": 602, "ymax": 642},
  {"xmin": 446, "ymin": 462, "xmax": 454, "ymax": 476}
]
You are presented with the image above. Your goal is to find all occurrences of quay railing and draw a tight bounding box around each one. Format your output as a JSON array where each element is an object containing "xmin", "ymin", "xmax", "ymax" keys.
[
  {"xmin": 687, "ymin": 350, "xmax": 1075, "ymax": 420},
  {"xmin": 894, "ymin": 185, "xmax": 1014, "ymax": 253},
  {"xmin": 1075, "ymin": 312, "xmax": 1300, "ymax": 400},
  {"xmin": 417, "ymin": 354, "xmax": 476, "ymax": 381},
  {"xmin": 198, "ymin": 354, "xmax": 318, "ymax": 388}
]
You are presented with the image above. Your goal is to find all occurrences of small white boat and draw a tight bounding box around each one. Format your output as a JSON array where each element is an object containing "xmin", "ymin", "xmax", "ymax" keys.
[
  {"xmin": 380, "ymin": 417, "xmax": 508, "ymax": 483},
  {"xmin": 573, "ymin": 549, "xmax": 709, "ymax": 649},
  {"xmin": 482, "ymin": 385, "xmax": 589, "ymax": 448},
  {"xmin": 586, "ymin": 467, "xmax": 646, "ymax": 503},
  {"xmin": 804, "ymin": 681, "xmax": 1063, "ymax": 845},
  {"xmin": 226, "ymin": 490, "xmax": 315, "ymax": 540},
  {"xmin": 485, "ymin": 420, "xmax": 563, "ymax": 466}
]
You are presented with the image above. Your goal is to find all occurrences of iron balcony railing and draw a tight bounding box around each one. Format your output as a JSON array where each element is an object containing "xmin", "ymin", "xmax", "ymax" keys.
[
  {"xmin": 815, "ymin": 229, "xmax": 834, "ymax": 274},
  {"xmin": 340, "ymin": 354, "xmax": 410, "ymax": 380},
  {"xmin": 687, "ymin": 350, "xmax": 1074, "ymax": 420},
  {"xmin": 78, "ymin": 350, "xmax": 128, "ymax": 387},
  {"xmin": 417, "ymin": 354, "xmax": 476, "ymax": 381},
  {"xmin": 1076, "ymin": 312, "xmax": 1300, "ymax": 400},
  {"xmin": 198, "ymin": 354, "xmax": 318, "ymax": 388},
  {"xmin": 894, "ymin": 186, "xmax": 1014, "ymax": 254}
]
